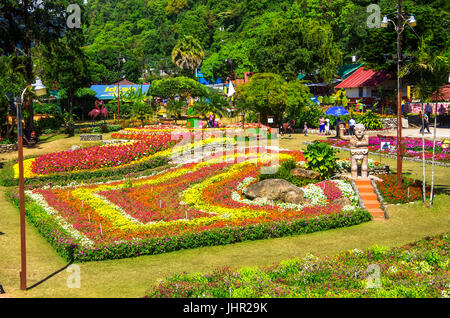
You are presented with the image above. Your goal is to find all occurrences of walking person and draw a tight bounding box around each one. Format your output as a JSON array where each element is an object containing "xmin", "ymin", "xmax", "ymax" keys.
[
  {"xmin": 325, "ymin": 117, "xmax": 330, "ymax": 135},
  {"xmin": 349, "ymin": 117, "xmax": 356, "ymax": 135},
  {"xmin": 304, "ymin": 122, "xmax": 308, "ymax": 136},
  {"xmin": 438, "ymin": 104, "xmax": 446, "ymax": 127},
  {"xmin": 318, "ymin": 116, "xmax": 325, "ymax": 135},
  {"xmin": 419, "ymin": 112, "xmax": 431, "ymax": 134}
]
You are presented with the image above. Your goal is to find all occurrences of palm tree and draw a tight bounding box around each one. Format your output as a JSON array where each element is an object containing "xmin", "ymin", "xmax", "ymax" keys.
[{"xmin": 171, "ymin": 36, "xmax": 205, "ymax": 77}]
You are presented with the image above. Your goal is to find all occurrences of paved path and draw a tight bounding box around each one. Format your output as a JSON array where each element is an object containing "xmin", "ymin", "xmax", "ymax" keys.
[{"xmin": 386, "ymin": 127, "xmax": 450, "ymax": 139}]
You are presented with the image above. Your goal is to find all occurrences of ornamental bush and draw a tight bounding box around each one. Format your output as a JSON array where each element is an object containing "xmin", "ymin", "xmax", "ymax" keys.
[
  {"xmin": 303, "ymin": 141, "xmax": 338, "ymax": 180},
  {"xmin": 357, "ymin": 110, "xmax": 383, "ymax": 130}
]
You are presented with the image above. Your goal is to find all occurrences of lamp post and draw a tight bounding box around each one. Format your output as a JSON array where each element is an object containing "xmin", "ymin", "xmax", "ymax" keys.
[
  {"xmin": 117, "ymin": 52, "xmax": 126, "ymax": 118},
  {"xmin": 16, "ymin": 77, "xmax": 46, "ymax": 290},
  {"xmin": 381, "ymin": 0, "xmax": 417, "ymax": 187}
]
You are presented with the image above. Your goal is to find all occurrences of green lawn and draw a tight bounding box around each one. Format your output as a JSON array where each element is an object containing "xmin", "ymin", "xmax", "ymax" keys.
[{"xmin": 0, "ymin": 132, "xmax": 449, "ymax": 298}]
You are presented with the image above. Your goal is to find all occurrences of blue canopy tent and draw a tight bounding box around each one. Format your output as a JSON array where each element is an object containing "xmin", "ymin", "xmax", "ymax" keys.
[
  {"xmin": 325, "ymin": 106, "xmax": 349, "ymax": 116},
  {"xmin": 325, "ymin": 106, "xmax": 350, "ymax": 138}
]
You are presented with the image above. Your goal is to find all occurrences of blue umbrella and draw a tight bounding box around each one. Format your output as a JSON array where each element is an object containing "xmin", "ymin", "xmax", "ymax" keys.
[{"xmin": 325, "ymin": 106, "xmax": 349, "ymax": 116}]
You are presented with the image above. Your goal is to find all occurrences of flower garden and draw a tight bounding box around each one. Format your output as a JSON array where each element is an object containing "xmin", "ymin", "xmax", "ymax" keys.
[
  {"xmin": 6, "ymin": 125, "xmax": 372, "ymax": 262},
  {"xmin": 319, "ymin": 136, "xmax": 450, "ymax": 162},
  {"xmin": 146, "ymin": 233, "xmax": 449, "ymax": 298}
]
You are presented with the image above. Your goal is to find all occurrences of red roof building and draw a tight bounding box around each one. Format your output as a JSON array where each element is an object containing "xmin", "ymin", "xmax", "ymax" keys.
[
  {"xmin": 335, "ymin": 66, "xmax": 405, "ymax": 106},
  {"xmin": 431, "ymin": 84, "xmax": 450, "ymax": 101},
  {"xmin": 335, "ymin": 67, "xmax": 391, "ymax": 89}
]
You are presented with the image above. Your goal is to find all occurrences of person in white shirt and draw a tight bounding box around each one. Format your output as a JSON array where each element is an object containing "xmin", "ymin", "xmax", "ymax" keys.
[
  {"xmin": 349, "ymin": 118, "xmax": 356, "ymax": 135},
  {"xmin": 325, "ymin": 117, "xmax": 330, "ymax": 135}
]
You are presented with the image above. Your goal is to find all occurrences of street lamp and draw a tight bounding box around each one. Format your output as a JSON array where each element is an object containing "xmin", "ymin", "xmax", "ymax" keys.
[
  {"xmin": 117, "ymin": 52, "xmax": 126, "ymax": 118},
  {"xmin": 16, "ymin": 77, "xmax": 46, "ymax": 291},
  {"xmin": 380, "ymin": 0, "xmax": 417, "ymax": 187}
]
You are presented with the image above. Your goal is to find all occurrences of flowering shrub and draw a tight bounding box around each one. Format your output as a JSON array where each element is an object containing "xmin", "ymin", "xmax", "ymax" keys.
[{"xmin": 146, "ymin": 233, "xmax": 450, "ymax": 298}]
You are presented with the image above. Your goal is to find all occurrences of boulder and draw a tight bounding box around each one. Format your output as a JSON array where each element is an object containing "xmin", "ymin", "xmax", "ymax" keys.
[
  {"xmin": 244, "ymin": 179, "xmax": 310, "ymax": 205},
  {"xmin": 330, "ymin": 197, "xmax": 351, "ymax": 208},
  {"xmin": 290, "ymin": 168, "xmax": 320, "ymax": 179},
  {"xmin": 70, "ymin": 145, "xmax": 81, "ymax": 151}
]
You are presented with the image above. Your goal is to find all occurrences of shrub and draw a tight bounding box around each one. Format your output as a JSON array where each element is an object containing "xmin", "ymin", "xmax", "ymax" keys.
[
  {"xmin": 358, "ymin": 110, "xmax": 383, "ymax": 130},
  {"xmin": 33, "ymin": 102, "xmax": 61, "ymax": 116},
  {"xmin": 303, "ymin": 141, "xmax": 338, "ymax": 180},
  {"xmin": 258, "ymin": 159, "xmax": 316, "ymax": 186},
  {"xmin": 36, "ymin": 116, "xmax": 63, "ymax": 132}
]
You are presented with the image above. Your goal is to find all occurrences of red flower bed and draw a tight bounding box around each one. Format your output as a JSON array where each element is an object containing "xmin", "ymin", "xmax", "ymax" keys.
[{"xmin": 376, "ymin": 174, "xmax": 436, "ymax": 204}]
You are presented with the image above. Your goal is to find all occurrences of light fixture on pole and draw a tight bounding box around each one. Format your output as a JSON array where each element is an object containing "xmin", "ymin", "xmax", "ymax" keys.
[
  {"xmin": 117, "ymin": 52, "xmax": 126, "ymax": 118},
  {"xmin": 380, "ymin": 0, "xmax": 417, "ymax": 187},
  {"xmin": 17, "ymin": 77, "xmax": 46, "ymax": 291}
]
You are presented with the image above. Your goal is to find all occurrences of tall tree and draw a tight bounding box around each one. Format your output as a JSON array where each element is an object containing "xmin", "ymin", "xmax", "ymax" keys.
[
  {"xmin": 0, "ymin": 0, "xmax": 81, "ymax": 134},
  {"xmin": 36, "ymin": 28, "xmax": 89, "ymax": 119},
  {"xmin": 171, "ymin": 35, "xmax": 205, "ymax": 77},
  {"xmin": 0, "ymin": 55, "xmax": 26, "ymax": 138},
  {"xmin": 236, "ymin": 73, "xmax": 312, "ymax": 126}
]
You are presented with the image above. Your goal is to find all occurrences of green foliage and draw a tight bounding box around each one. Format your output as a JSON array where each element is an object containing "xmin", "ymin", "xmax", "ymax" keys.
[
  {"xmin": 357, "ymin": 110, "xmax": 383, "ymax": 130},
  {"xmin": 0, "ymin": 55, "xmax": 26, "ymax": 137},
  {"xmin": 258, "ymin": 159, "xmax": 317, "ymax": 187},
  {"xmin": 150, "ymin": 76, "xmax": 209, "ymax": 100},
  {"xmin": 147, "ymin": 234, "xmax": 449, "ymax": 298},
  {"xmin": 191, "ymin": 88, "xmax": 228, "ymax": 119},
  {"xmin": 304, "ymin": 141, "xmax": 338, "ymax": 180},
  {"xmin": 294, "ymin": 105, "xmax": 324, "ymax": 129},
  {"xmin": 33, "ymin": 103, "xmax": 61, "ymax": 116},
  {"xmin": 131, "ymin": 100, "xmax": 153, "ymax": 126},
  {"xmin": 246, "ymin": 12, "xmax": 342, "ymax": 82},
  {"xmin": 171, "ymin": 35, "xmax": 205, "ymax": 77},
  {"xmin": 237, "ymin": 73, "xmax": 311, "ymax": 126},
  {"xmin": 35, "ymin": 116, "xmax": 64, "ymax": 133}
]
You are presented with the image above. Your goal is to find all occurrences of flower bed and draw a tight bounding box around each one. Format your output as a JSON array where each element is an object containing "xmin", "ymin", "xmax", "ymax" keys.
[
  {"xmin": 13, "ymin": 133, "xmax": 176, "ymax": 179},
  {"xmin": 112, "ymin": 125, "xmax": 274, "ymax": 142},
  {"xmin": 9, "ymin": 149, "xmax": 371, "ymax": 262},
  {"xmin": 376, "ymin": 174, "xmax": 436, "ymax": 204},
  {"xmin": 319, "ymin": 136, "xmax": 450, "ymax": 162},
  {"xmin": 146, "ymin": 233, "xmax": 450, "ymax": 298}
]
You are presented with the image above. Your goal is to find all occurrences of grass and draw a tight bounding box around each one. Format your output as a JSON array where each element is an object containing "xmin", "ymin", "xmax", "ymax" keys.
[{"xmin": 0, "ymin": 131, "xmax": 449, "ymax": 298}]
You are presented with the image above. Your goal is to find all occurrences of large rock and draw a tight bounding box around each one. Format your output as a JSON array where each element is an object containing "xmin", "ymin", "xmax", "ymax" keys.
[
  {"xmin": 330, "ymin": 197, "xmax": 351, "ymax": 208},
  {"xmin": 244, "ymin": 179, "xmax": 310, "ymax": 205},
  {"xmin": 290, "ymin": 168, "xmax": 320, "ymax": 179}
]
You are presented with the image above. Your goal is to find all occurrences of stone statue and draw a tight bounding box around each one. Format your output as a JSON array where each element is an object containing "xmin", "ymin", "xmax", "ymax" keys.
[{"xmin": 339, "ymin": 123, "xmax": 369, "ymax": 178}]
